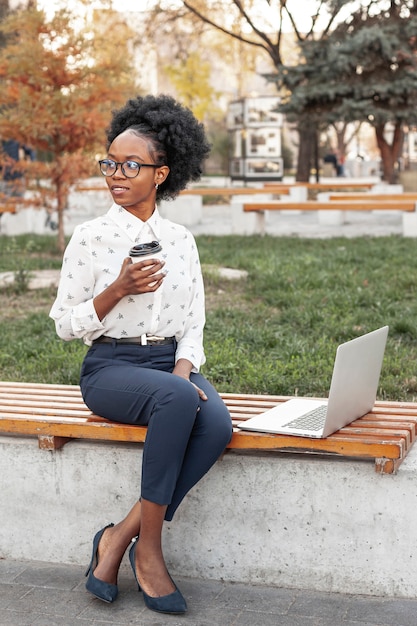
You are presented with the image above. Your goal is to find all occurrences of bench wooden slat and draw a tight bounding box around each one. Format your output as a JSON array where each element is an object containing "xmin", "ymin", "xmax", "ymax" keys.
[
  {"xmin": 231, "ymin": 430, "xmax": 405, "ymax": 457},
  {"xmin": 243, "ymin": 201, "xmax": 416, "ymax": 212},
  {"xmin": 0, "ymin": 398, "xmax": 91, "ymax": 412},
  {"xmin": 0, "ymin": 413, "xmax": 405, "ymax": 459},
  {"xmin": 263, "ymin": 182, "xmax": 375, "ymax": 190},
  {"xmin": 180, "ymin": 186, "xmax": 291, "ymax": 196},
  {"xmin": 345, "ymin": 422, "xmax": 415, "ymax": 445},
  {"xmin": 0, "ymin": 203, "xmax": 17, "ymax": 214},
  {"xmin": 1, "ymin": 381, "xmax": 416, "ymax": 474},
  {"xmin": 0, "ymin": 381, "xmax": 82, "ymax": 396},
  {"xmin": 329, "ymin": 193, "xmax": 417, "ymax": 201},
  {"xmin": 0, "ymin": 405, "xmax": 93, "ymax": 418},
  {"xmin": 74, "ymin": 185, "xmax": 292, "ymax": 197}
]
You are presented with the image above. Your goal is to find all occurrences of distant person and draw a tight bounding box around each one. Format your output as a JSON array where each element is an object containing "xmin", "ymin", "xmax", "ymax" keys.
[
  {"xmin": 336, "ymin": 152, "xmax": 345, "ymax": 177},
  {"xmin": 0, "ymin": 139, "xmax": 35, "ymax": 197},
  {"xmin": 323, "ymin": 149, "xmax": 338, "ymax": 176},
  {"xmin": 50, "ymin": 94, "xmax": 233, "ymax": 615}
]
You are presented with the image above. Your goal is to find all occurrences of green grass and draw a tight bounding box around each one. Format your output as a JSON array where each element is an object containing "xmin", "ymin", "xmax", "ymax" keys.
[{"xmin": 1, "ymin": 233, "xmax": 417, "ymax": 401}]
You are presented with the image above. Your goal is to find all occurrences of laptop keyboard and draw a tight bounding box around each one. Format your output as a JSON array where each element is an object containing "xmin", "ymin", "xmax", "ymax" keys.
[{"xmin": 282, "ymin": 404, "xmax": 328, "ymax": 431}]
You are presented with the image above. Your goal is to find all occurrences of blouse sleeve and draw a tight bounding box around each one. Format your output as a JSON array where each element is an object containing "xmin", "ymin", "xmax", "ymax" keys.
[
  {"xmin": 174, "ymin": 233, "xmax": 206, "ymax": 372},
  {"xmin": 49, "ymin": 225, "xmax": 105, "ymax": 343}
]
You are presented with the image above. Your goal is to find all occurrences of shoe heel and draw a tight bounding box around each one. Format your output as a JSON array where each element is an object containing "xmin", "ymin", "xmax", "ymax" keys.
[
  {"xmin": 128, "ymin": 539, "xmax": 142, "ymax": 592},
  {"xmin": 85, "ymin": 523, "xmax": 118, "ymax": 603},
  {"xmin": 128, "ymin": 539, "xmax": 186, "ymax": 614}
]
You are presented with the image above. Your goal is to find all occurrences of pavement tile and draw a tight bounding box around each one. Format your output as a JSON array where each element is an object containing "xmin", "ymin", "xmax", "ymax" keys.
[
  {"xmin": 174, "ymin": 576, "xmax": 227, "ymax": 607},
  {"xmin": 6, "ymin": 586, "xmax": 93, "ymax": 618},
  {"xmin": 345, "ymin": 596, "xmax": 417, "ymax": 626},
  {"xmin": 0, "ymin": 558, "xmax": 29, "ymax": 583},
  {"xmin": 212, "ymin": 580, "xmax": 296, "ymax": 613},
  {"xmin": 288, "ymin": 589, "xmax": 351, "ymax": 620},
  {"xmin": 31, "ymin": 617, "xmax": 98, "ymax": 626},
  {"xmin": 0, "ymin": 582, "xmax": 33, "ymax": 610},
  {"xmin": 0, "ymin": 609, "xmax": 43, "ymax": 625},
  {"xmin": 78, "ymin": 589, "xmax": 148, "ymax": 622},
  {"xmin": 128, "ymin": 606, "xmax": 242, "ymax": 626},
  {"xmin": 315, "ymin": 621, "xmax": 378, "ymax": 626},
  {"xmin": 13, "ymin": 561, "xmax": 83, "ymax": 591},
  {"xmin": 236, "ymin": 610, "xmax": 316, "ymax": 625}
]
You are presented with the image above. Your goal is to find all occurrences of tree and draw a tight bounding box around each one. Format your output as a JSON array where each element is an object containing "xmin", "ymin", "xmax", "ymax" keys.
[
  {"xmin": 179, "ymin": 0, "xmax": 359, "ymax": 181},
  {"xmin": 139, "ymin": 1, "xmax": 269, "ymax": 172},
  {"xmin": 0, "ymin": 5, "xmax": 137, "ymax": 250},
  {"xmin": 278, "ymin": 1, "xmax": 417, "ymax": 183},
  {"xmin": 164, "ymin": 51, "xmax": 222, "ymax": 123},
  {"xmin": 0, "ymin": 0, "xmax": 9, "ymax": 48},
  {"xmin": 178, "ymin": 0, "xmax": 417, "ymax": 182}
]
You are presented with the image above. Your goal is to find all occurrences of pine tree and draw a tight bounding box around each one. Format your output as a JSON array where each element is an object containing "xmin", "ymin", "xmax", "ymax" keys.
[{"xmin": 278, "ymin": 2, "xmax": 417, "ymax": 182}]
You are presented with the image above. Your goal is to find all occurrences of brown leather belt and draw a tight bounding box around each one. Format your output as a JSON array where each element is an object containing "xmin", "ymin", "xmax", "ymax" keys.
[{"xmin": 93, "ymin": 335, "xmax": 175, "ymax": 346}]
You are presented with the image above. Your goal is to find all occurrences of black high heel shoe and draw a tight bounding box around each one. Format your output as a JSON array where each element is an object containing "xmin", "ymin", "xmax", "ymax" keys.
[
  {"xmin": 128, "ymin": 539, "xmax": 187, "ymax": 615},
  {"xmin": 85, "ymin": 523, "xmax": 118, "ymax": 603}
]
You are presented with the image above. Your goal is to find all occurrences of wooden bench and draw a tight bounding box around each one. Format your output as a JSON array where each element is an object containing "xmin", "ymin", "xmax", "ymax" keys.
[
  {"xmin": 243, "ymin": 200, "xmax": 417, "ymax": 213},
  {"xmin": 237, "ymin": 199, "xmax": 417, "ymax": 235},
  {"xmin": 0, "ymin": 200, "xmax": 17, "ymax": 214},
  {"xmin": 264, "ymin": 182, "xmax": 375, "ymax": 191},
  {"xmin": 180, "ymin": 186, "xmax": 291, "ymax": 196},
  {"xmin": 74, "ymin": 185, "xmax": 292, "ymax": 197},
  {"xmin": 1, "ymin": 381, "xmax": 417, "ymax": 474}
]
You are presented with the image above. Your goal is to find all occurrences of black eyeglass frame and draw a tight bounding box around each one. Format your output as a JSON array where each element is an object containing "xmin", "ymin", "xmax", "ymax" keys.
[{"xmin": 98, "ymin": 159, "xmax": 159, "ymax": 178}]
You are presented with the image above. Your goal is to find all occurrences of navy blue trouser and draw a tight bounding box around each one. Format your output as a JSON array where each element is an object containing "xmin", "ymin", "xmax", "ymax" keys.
[{"xmin": 80, "ymin": 342, "xmax": 232, "ymax": 521}]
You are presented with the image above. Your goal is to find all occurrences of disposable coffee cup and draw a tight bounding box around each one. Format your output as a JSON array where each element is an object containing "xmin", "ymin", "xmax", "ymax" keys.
[
  {"xmin": 129, "ymin": 241, "xmax": 162, "ymax": 264},
  {"xmin": 129, "ymin": 241, "xmax": 164, "ymax": 287}
]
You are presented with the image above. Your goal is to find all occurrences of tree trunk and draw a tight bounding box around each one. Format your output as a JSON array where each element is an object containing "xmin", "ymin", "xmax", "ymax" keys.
[
  {"xmin": 375, "ymin": 122, "xmax": 404, "ymax": 184},
  {"xmin": 56, "ymin": 177, "xmax": 68, "ymax": 254},
  {"xmin": 296, "ymin": 125, "xmax": 315, "ymax": 182}
]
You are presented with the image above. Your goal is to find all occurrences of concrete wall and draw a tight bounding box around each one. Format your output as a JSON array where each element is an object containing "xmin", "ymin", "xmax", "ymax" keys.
[{"xmin": 1, "ymin": 435, "xmax": 417, "ymax": 598}]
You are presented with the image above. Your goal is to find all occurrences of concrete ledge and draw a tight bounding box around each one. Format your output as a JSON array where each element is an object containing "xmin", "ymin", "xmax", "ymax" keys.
[
  {"xmin": 403, "ymin": 212, "xmax": 417, "ymax": 237},
  {"xmin": 1, "ymin": 435, "xmax": 417, "ymax": 597},
  {"xmin": 318, "ymin": 210, "xmax": 346, "ymax": 226},
  {"xmin": 231, "ymin": 194, "xmax": 272, "ymax": 235}
]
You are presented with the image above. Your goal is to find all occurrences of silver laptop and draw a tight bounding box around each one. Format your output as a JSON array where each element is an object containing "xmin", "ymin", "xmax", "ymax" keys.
[{"xmin": 238, "ymin": 326, "xmax": 389, "ymax": 438}]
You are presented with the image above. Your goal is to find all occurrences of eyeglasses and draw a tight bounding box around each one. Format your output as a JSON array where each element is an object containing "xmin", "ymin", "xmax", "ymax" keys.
[{"xmin": 98, "ymin": 159, "xmax": 159, "ymax": 178}]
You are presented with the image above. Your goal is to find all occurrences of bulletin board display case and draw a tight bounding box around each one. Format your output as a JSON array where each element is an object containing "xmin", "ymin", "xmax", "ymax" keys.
[{"xmin": 228, "ymin": 96, "xmax": 283, "ymax": 182}]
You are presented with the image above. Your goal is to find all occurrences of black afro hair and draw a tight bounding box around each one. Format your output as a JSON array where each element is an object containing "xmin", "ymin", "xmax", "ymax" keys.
[{"xmin": 106, "ymin": 94, "xmax": 211, "ymax": 201}]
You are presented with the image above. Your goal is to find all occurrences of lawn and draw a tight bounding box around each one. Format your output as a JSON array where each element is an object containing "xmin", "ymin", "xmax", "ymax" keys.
[{"xmin": 1, "ymin": 233, "xmax": 417, "ymax": 400}]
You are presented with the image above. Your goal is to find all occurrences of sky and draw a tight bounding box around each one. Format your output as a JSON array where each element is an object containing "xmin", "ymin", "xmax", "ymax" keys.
[{"xmin": 36, "ymin": 0, "xmax": 338, "ymax": 31}]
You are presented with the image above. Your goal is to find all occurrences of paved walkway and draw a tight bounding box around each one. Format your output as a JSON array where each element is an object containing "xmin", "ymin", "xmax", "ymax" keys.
[{"xmin": 1, "ymin": 558, "xmax": 417, "ymax": 626}]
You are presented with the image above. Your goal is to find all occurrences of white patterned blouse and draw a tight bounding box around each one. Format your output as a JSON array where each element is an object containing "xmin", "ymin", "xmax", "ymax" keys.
[{"xmin": 49, "ymin": 203, "xmax": 206, "ymax": 371}]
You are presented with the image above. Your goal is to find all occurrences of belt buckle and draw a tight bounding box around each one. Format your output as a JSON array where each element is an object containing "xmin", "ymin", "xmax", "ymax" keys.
[{"xmin": 141, "ymin": 334, "xmax": 165, "ymax": 345}]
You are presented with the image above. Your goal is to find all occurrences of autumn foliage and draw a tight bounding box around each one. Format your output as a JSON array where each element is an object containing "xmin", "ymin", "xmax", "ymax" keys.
[{"xmin": 0, "ymin": 6, "xmax": 138, "ymax": 250}]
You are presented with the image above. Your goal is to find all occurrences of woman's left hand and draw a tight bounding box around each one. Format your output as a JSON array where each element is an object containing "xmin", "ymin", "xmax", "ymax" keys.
[
  {"xmin": 189, "ymin": 381, "xmax": 208, "ymax": 401},
  {"xmin": 172, "ymin": 359, "xmax": 207, "ymax": 401}
]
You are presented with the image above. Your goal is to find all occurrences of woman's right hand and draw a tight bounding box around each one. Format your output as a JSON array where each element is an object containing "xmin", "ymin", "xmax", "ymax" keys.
[
  {"xmin": 117, "ymin": 257, "xmax": 166, "ymax": 295},
  {"xmin": 93, "ymin": 257, "xmax": 166, "ymax": 322}
]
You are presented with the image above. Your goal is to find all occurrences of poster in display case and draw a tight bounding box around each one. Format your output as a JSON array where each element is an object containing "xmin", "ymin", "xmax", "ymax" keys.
[
  {"xmin": 227, "ymin": 100, "xmax": 244, "ymax": 129},
  {"xmin": 245, "ymin": 97, "xmax": 283, "ymax": 127},
  {"xmin": 246, "ymin": 128, "xmax": 281, "ymax": 157},
  {"xmin": 227, "ymin": 96, "xmax": 283, "ymax": 181},
  {"xmin": 245, "ymin": 158, "xmax": 283, "ymax": 179}
]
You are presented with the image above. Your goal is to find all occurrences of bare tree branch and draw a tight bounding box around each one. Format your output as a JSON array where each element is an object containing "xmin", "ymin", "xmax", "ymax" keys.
[{"xmin": 182, "ymin": 1, "xmax": 282, "ymax": 66}]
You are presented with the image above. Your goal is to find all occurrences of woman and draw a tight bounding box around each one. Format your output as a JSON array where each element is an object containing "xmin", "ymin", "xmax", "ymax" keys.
[{"xmin": 50, "ymin": 94, "xmax": 233, "ymax": 615}]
